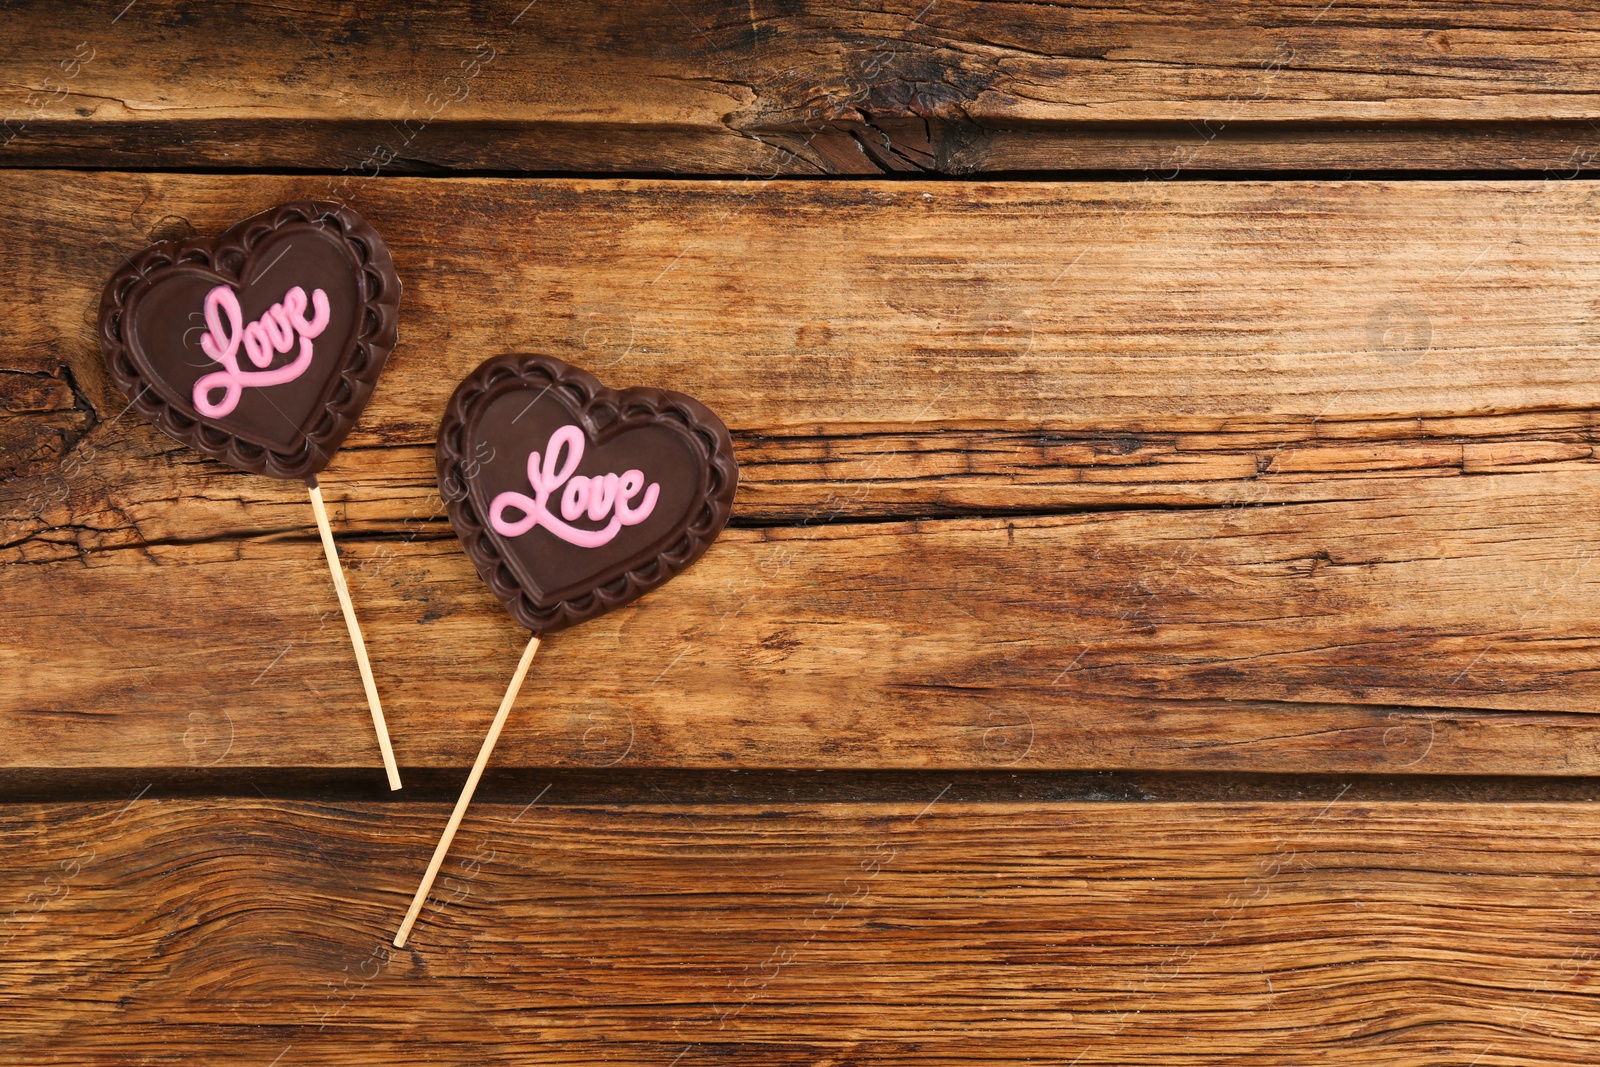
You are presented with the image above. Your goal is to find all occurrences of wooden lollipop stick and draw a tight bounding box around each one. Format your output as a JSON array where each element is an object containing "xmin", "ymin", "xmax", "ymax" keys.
[
  {"xmin": 308, "ymin": 480, "xmax": 402, "ymax": 792},
  {"xmin": 394, "ymin": 634, "xmax": 541, "ymax": 948}
]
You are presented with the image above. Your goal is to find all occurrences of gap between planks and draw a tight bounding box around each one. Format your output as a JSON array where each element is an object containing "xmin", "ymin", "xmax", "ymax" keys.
[{"xmin": 5, "ymin": 769, "xmax": 1600, "ymax": 806}]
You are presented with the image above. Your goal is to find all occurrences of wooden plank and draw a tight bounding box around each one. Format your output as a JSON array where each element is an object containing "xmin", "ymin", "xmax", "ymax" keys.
[
  {"xmin": 8, "ymin": 2, "xmax": 1600, "ymax": 172},
  {"xmin": 8, "ymin": 475, "xmax": 1600, "ymax": 773},
  {"xmin": 6, "ymin": 795, "xmax": 1600, "ymax": 1063},
  {"xmin": 13, "ymin": 173, "xmax": 1600, "ymax": 445},
  {"xmin": 6, "ymin": 171, "xmax": 1600, "ymax": 773}
]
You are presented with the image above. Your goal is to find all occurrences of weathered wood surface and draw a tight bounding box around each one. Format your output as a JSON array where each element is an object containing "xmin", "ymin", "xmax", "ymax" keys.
[
  {"xmin": 9, "ymin": 1, "xmax": 1600, "ymax": 173},
  {"xmin": 7, "ymin": 171, "xmax": 1600, "ymax": 773},
  {"xmin": 8, "ymin": 4, "xmax": 1600, "ymax": 1062},
  {"xmin": 17, "ymin": 173, "xmax": 1600, "ymax": 450},
  {"xmin": 6, "ymin": 796, "xmax": 1600, "ymax": 1065}
]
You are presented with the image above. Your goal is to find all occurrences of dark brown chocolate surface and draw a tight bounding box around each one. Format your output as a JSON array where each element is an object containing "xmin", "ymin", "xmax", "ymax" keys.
[
  {"xmin": 436, "ymin": 354, "xmax": 739, "ymax": 634},
  {"xmin": 99, "ymin": 200, "xmax": 400, "ymax": 480}
]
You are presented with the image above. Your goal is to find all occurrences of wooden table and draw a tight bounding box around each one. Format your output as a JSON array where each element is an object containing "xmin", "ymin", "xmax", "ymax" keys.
[{"xmin": 6, "ymin": 3, "xmax": 1600, "ymax": 1063}]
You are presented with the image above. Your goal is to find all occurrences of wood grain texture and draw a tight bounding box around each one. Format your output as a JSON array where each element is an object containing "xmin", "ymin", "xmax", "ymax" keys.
[
  {"xmin": 8, "ymin": 1, "xmax": 1600, "ymax": 173},
  {"xmin": 11, "ymin": 490, "xmax": 1600, "ymax": 773},
  {"xmin": 10, "ymin": 2, "xmax": 1600, "ymax": 1060},
  {"xmin": 20, "ymin": 173, "xmax": 1600, "ymax": 447},
  {"xmin": 5, "ymin": 795, "xmax": 1600, "ymax": 1064},
  {"xmin": 6, "ymin": 171, "xmax": 1600, "ymax": 773}
]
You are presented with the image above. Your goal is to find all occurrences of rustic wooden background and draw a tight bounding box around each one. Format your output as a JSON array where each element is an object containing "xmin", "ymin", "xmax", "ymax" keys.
[{"xmin": 6, "ymin": 2, "xmax": 1600, "ymax": 1063}]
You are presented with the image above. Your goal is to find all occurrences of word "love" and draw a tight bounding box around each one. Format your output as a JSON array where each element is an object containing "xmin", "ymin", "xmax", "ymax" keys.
[
  {"xmin": 193, "ymin": 283, "xmax": 331, "ymax": 417},
  {"xmin": 489, "ymin": 425, "xmax": 659, "ymax": 548}
]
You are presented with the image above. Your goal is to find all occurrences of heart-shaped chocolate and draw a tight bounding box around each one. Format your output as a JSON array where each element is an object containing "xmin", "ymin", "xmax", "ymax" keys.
[
  {"xmin": 436, "ymin": 354, "xmax": 739, "ymax": 634},
  {"xmin": 99, "ymin": 200, "xmax": 401, "ymax": 480}
]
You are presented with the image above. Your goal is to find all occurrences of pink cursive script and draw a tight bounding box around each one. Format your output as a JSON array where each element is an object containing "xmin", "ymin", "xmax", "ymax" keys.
[
  {"xmin": 192, "ymin": 283, "xmax": 331, "ymax": 417},
  {"xmin": 489, "ymin": 424, "xmax": 659, "ymax": 548}
]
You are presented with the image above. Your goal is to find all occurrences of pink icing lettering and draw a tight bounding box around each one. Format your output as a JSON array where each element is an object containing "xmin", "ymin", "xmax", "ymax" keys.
[
  {"xmin": 192, "ymin": 284, "xmax": 331, "ymax": 417},
  {"xmin": 489, "ymin": 424, "xmax": 659, "ymax": 548}
]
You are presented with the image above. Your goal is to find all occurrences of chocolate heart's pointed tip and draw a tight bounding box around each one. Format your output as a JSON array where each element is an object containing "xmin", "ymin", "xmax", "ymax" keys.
[
  {"xmin": 98, "ymin": 199, "xmax": 400, "ymax": 481},
  {"xmin": 436, "ymin": 354, "xmax": 739, "ymax": 634}
]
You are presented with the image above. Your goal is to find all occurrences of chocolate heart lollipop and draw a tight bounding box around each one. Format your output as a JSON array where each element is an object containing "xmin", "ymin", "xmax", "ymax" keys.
[
  {"xmin": 98, "ymin": 200, "xmax": 405, "ymax": 789},
  {"xmin": 394, "ymin": 354, "xmax": 738, "ymax": 946},
  {"xmin": 100, "ymin": 199, "xmax": 398, "ymax": 478},
  {"xmin": 437, "ymin": 353, "xmax": 739, "ymax": 633}
]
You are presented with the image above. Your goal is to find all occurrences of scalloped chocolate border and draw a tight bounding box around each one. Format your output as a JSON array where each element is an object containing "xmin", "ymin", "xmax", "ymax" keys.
[
  {"xmin": 98, "ymin": 200, "xmax": 401, "ymax": 481},
  {"xmin": 436, "ymin": 354, "xmax": 739, "ymax": 635}
]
